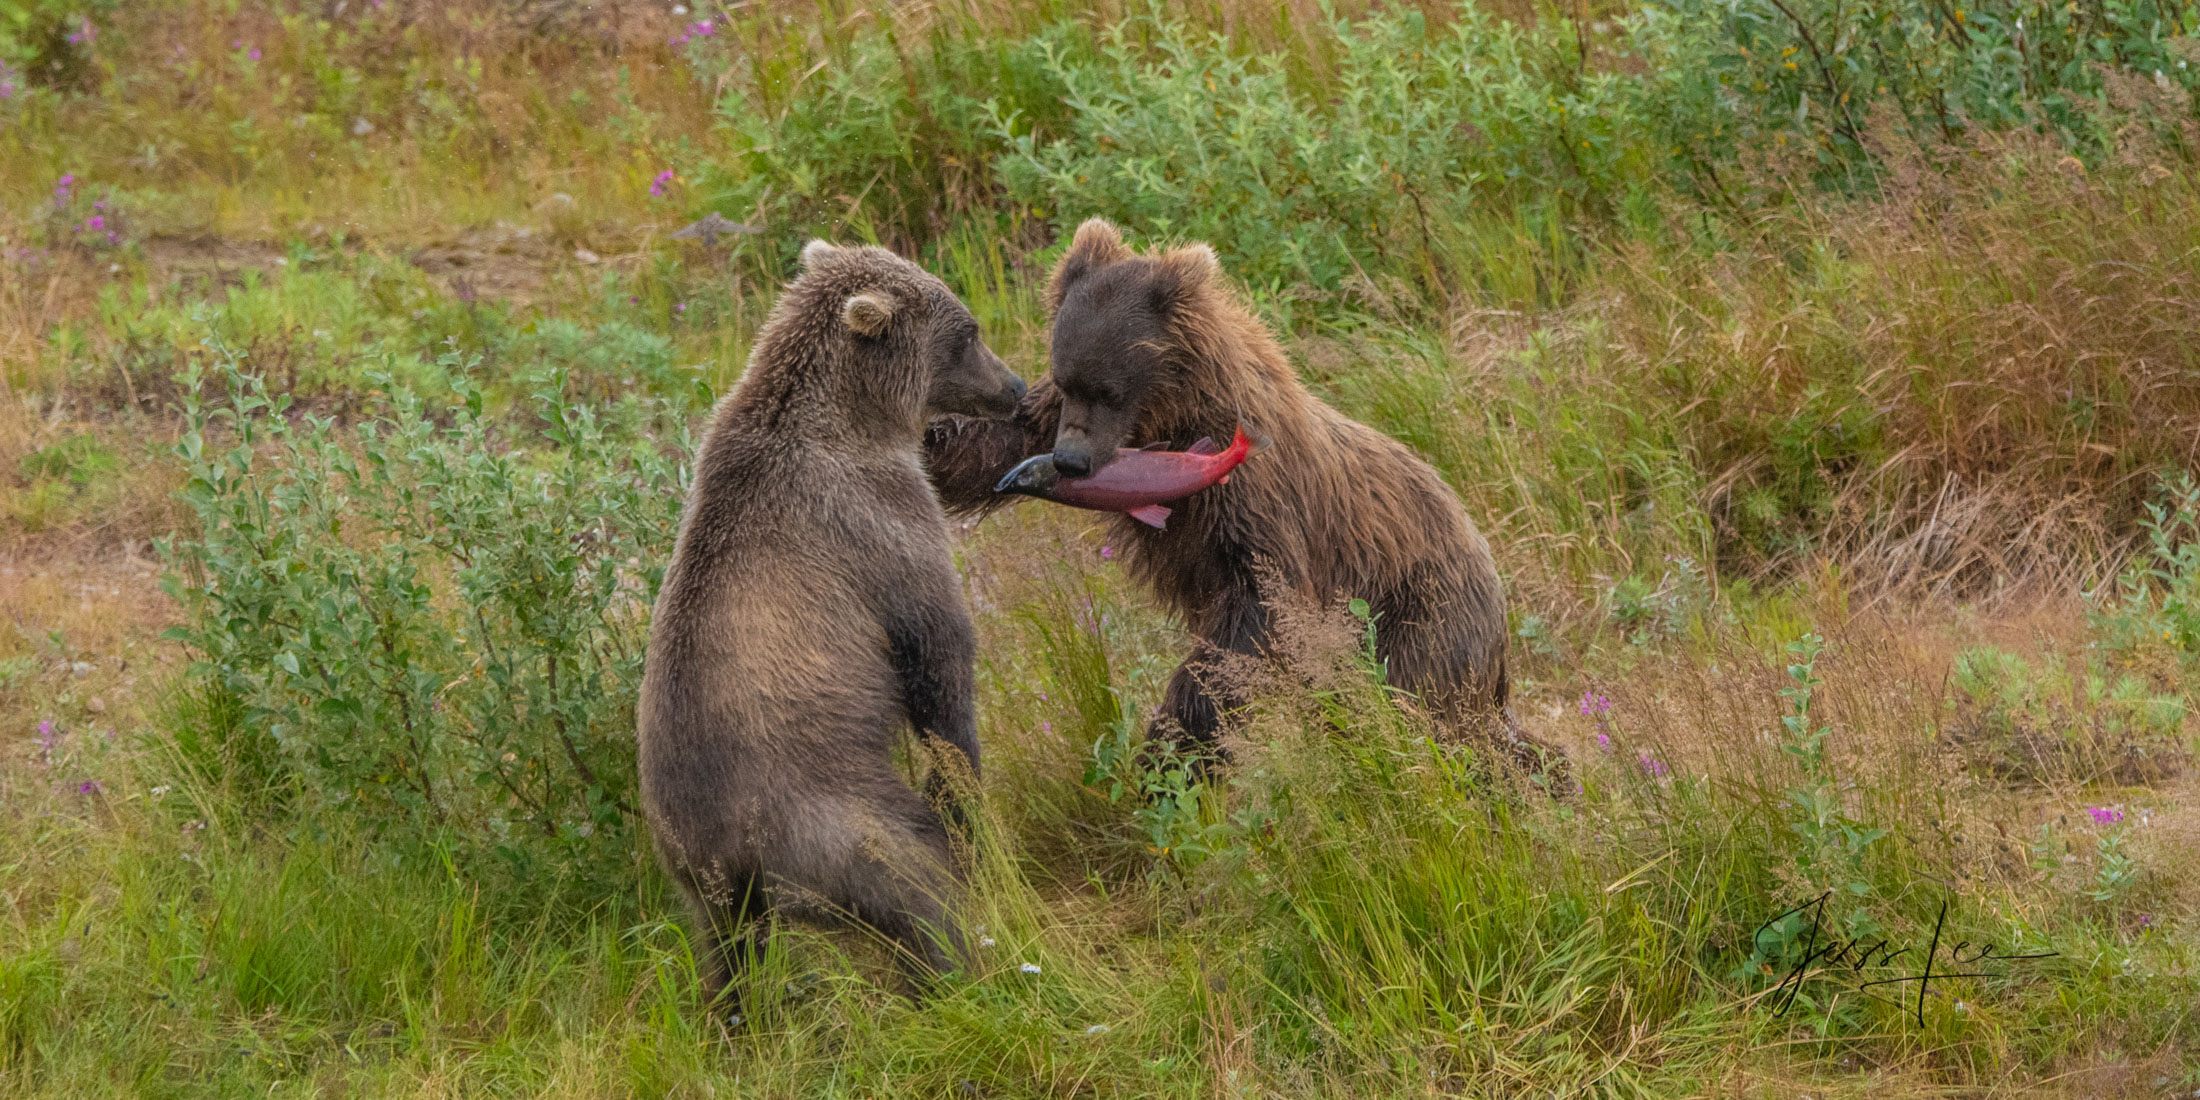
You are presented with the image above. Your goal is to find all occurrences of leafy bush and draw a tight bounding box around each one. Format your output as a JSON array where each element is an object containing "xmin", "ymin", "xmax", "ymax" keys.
[
  {"xmin": 997, "ymin": 8, "xmax": 1653, "ymax": 301},
  {"xmin": 1640, "ymin": 0, "xmax": 2200, "ymax": 190},
  {"xmin": 160, "ymin": 348, "xmax": 687, "ymax": 886},
  {"xmin": 2097, "ymin": 472, "xmax": 2200, "ymax": 667},
  {"xmin": 692, "ymin": 19, "xmax": 1075, "ymax": 265}
]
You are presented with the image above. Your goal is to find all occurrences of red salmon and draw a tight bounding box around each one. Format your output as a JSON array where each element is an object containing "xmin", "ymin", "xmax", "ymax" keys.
[{"xmin": 993, "ymin": 426, "xmax": 1264, "ymax": 529}]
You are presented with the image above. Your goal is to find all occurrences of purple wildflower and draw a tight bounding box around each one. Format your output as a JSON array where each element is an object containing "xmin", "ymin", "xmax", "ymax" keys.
[
  {"xmin": 692, "ymin": 20, "xmax": 716, "ymax": 35},
  {"xmin": 105, "ymin": 231, "xmax": 118, "ymax": 245},
  {"xmin": 0, "ymin": 81, "xmax": 16, "ymax": 101},
  {"xmin": 37, "ymin": 720, "xmax": 59, "ymax": 760},
  {"xmin": 84, "ymin": 215, "xmax": 103, "ymax": 231},
  {"xmin": 1579, "ymin": 690, "xmax": 1611, "ymax": 717},
  {"xmin": 2137, "ymin": 913, "xmax": 2155, "ymax": 929},
  {"xmin": 75, "ymin": 779, "xmax": 102, "ymax": 796},
  {"xmin": 1596, "ymin": 732, "xmax": 1611, "ymax": 750},
  {"xmin": 1638, "ymin": 752, "xmax": 1668, "ymax": 779},
  {"xmin": 250, "ymin": 47, "xmax": 262, "ymax": 61},
  {"xmin": 1100, "ymin": 545, "xmax": 1115, "ymax": 561},
  {"xmin": 53, "ymin": 174, "xmax": 75, "ymax": 207},
  {"xmin": 2087, "ymin": 806, "xmax": 2125, "ymax": 827},
  {"xmin": 675, "ymin": 302, "xmax": 686, "ymax": 312},
  {"xmin": 649, "ymin": 169, "xmax": 675, "ymax": 198}
]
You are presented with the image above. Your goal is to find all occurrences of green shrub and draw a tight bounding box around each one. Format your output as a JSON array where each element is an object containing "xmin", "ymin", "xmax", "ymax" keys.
[
  {"xmin": 159, "ymin": 347, "xmax": 688, "ymax": 888},
  {"xmin": 997, "ymin": 8, "xmax": 1652, "ymax": 303},
  {"xmin": 2097, "ymin": 472, "xmax": 2200, "ymax": 667},
  {"xmin": 1640, "ymin": 0, "xmax": 2200, "ymax": 190}
]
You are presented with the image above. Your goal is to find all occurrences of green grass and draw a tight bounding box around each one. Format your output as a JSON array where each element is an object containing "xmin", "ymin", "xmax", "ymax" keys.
[{"xmin": 4, "ymin": 0, "xmax": 2200, "ymax": 1095}]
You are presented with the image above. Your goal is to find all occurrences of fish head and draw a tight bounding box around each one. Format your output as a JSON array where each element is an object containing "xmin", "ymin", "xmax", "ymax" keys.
[{"xmin": 994, "ymin": 452, "xmax": 1063, "ymax": 497}]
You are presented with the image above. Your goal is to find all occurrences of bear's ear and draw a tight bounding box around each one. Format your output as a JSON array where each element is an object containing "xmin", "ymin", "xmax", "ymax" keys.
[
  {"xmin": 1145, "ymin": 242, "xmax": 1221, "ymax": 312},
  {"xmin": 842, "ymin": 291, "xmax": 896, "ymax": 338},
  {"xmin": 1046, "ymin": 218, "xmax": 1133, "ymax": 312},
  {"xmin": 800, "ymin": 239, "xmax": 839, "ymax": 269}
]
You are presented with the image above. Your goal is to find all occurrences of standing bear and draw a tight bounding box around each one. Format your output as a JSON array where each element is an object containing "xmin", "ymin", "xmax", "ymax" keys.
[
  {"xmin": 926, "ymin": 219, "xmax": 1557, "ymax": 775},
  {"xmin": 640, "ymin": 240, "xmax": 1026, "ymax": 1018}
]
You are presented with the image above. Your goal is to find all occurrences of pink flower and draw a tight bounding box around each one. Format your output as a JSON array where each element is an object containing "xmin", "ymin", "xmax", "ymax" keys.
[
  {"xmin": 1638, "ymin": 752, "xmax": 1668, "ymax": 779},
  {"xmin": 84, "ymin": 215, "xmax": 103, "ymax": 231},
  {"xmin": 75, "ymin": 779, "xmax": 102, "ymax": 795},
  {"xmin": 250, "ymin": 47, "xmax": 262, "ymax": 61},
  {"xmin": 2087, "ymin": 806, "xmax": 2125, "ymax": 827},
  {"xmin": 675, "ymin": 302, "xmax": 686, "ymax": 312},
  {"xmin": 649, "ymin": 168, "xmax": 676, "ymax": 198},
  {"xmin": 692, "ymin": 20, "xmax": 715, "ymax": 35},
  {"xmin": 1579, "ymin": 690, "xmax": 1611, "ymax": 717},
  {"xmin": 1595, "ymin": 732, "xmax": 1610, "ymax": 750},
  {"xmin": 1100, "ymin": 545, "xmax": 1115, "ymax": 560}
]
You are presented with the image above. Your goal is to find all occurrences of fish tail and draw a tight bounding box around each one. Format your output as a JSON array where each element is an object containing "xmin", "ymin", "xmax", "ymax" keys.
[{"xmin": 1234, "ymin": 425, "xmax": 1270, "ymax": 460}]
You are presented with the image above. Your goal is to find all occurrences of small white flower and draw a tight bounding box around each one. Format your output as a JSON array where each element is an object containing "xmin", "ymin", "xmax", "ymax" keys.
[
  {"xmin": 671, "ymin": 3, "xmax": 687, "ymax": 11},
  {"xmin": 1020, "ymin": 962, "xmax": 1042, "ymax": 975},
  {"xmin": 1954, "ymin": 1001, "xmax": 1968, "ymax": 1014},
  {"xmin": 150, "ymin": 785, "xmax": 170, "ymax": 802},
  {"xmin": 1085, "ymin": 1024, "xmax": 1109, "ymax": 1034},
  {"xmin": 979, "ymin": 937, "xmax": 996, "ymax": 948}
]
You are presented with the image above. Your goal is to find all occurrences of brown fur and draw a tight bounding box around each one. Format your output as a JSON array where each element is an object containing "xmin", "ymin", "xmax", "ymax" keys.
[
  {"xmin": 640, "ymin": 240, "xmax": 1024, "ymax": 1019},
  {"xmin": 925, "ymin": 219, "xmax": 1561, "ymax": 777}
]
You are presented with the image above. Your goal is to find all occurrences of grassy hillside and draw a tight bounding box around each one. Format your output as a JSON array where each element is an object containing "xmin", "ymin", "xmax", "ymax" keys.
[{"xmin": 3, "ymin": 1, "xmax": 2199, "ymax": 1095}]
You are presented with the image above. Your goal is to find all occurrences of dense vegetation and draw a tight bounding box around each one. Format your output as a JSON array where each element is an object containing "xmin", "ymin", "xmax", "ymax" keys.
[{"xmin": 3, "ymin": 0, "xmax": 2199, "ymax": 1095}]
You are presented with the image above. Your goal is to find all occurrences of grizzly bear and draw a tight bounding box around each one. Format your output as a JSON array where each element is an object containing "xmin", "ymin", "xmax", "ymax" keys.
[
  {"xmin": 640, "ymin": 240, "xmax": 1026, "ymax": 1018},
  {"xmin": 926, "ymin": 219, "xmax": 1557, "ymax": 776}
]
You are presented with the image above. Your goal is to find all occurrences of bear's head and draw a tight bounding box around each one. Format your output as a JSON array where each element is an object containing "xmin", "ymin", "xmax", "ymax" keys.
[
  {"xmin": 791, "ymin": 240, "xmax": 1026, "ymax": 430},
  {"xmin": 1040, "ymin": 218, "xmax": 1223, "ymax": 478}
]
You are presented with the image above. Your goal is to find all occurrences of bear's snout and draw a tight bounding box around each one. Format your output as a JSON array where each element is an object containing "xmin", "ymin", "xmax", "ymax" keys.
[{"xmin": 1050, "ymin": 434, "xmax": 1096, "ymax": 478}]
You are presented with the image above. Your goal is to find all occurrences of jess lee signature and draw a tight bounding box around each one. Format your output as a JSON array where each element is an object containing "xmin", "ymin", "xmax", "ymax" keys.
[{"xmin": 1754, "ymin": 891, "xmax": 2059, "ymax": 1025}]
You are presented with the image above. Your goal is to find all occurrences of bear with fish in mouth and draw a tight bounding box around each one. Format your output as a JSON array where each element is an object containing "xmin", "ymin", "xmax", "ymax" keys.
[
  {"xmin": 926, "ymin": 218, "xmax": 1561, "ymax": 779},
  {"xmin": 640, "ymin": 240, "xmax": 1026, "ymax": 1019}
]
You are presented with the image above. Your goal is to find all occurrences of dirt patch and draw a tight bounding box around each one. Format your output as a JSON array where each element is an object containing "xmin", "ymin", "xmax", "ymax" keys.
[
  {"xmin": 141, "ymin": 234, "xmax": 290, "ymax": 290},
  {"xmin": 142, "ymin": 224, "xmax": 573, "ymax": 307},
  {"xmin": 407, "ymin": 222, "xmax": 566, "ymax": 307}
]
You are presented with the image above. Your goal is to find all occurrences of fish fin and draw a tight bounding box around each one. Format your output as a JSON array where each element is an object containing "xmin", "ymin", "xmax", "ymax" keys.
[
  {"xmin": 1188, "ymin": 436, "xmax": 1221, "ymax": 455},
  {"xmin": 1127, "ymin": 505, "xmax": 1171, "ymax": 529},
  {"xmin": 1137, "ymin": 441, "xmax": 1171, "ymax": 452},
  {"xmin": 1237, "ymin": 425, "xmax": 1271, "ymax": 458},
  {"xmin": 1218, "ymin": 474, "xmax": 1229, "ymax": 485}
]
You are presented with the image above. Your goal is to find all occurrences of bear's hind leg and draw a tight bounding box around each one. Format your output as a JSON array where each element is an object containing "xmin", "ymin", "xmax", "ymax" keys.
[
  {"xmin": 688, "ymin": 870, "xmax": 770, "ymax": 1027},
  {"xmin": 804, "ymin": 789, "xmax": 968, "ymax": 997}
]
